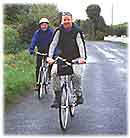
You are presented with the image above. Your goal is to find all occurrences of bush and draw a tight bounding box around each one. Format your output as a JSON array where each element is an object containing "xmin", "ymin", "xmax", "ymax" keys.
[
  {"xmin": 4, "ymin": 50, "xmax": 35, "ymax": 108},
  {"xmin": 95, "ymin": 30, "xmax": 105, "ymax": 40},
  {"xmin": 18, "ymin": 21, "xmax": 38, "ymax": 44},
  {"xmin": 4, "ymin": 25, "xmax": 20, "ymax": 54}
]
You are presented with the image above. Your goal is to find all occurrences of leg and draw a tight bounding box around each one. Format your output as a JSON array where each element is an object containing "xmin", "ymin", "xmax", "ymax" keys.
[
  {"xmin": 48, "ymin": 64, "xmax": 53, "ymax": 80},
  {"xmin": 71, "ymin": 73, "xmax": 82, "ymax": 96},
  {"xmin": 36, "ymin": 55, "xmax": 42, "ymax": 85},
  {"xmin": 51, "ymin": 64, "xmax": 61, "ymax": 108},
  {"xmin": 72, "ymin": 64, "xmax": 84, "ymax": 104}
]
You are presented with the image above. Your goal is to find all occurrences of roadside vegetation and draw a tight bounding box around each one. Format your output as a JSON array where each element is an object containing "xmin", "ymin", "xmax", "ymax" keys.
[
  {"xmin": 4, "ymin": 4, "xmax": 59, "ymax": 109},
  {"xmin": 4, "ymin": 50, "xmax": 35, "ymax": 109}
]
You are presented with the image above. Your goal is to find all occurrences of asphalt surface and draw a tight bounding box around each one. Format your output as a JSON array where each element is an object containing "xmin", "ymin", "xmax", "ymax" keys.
[{"xmin": 4, "ymin": 41, "xmax": 128, "ymax": 135}]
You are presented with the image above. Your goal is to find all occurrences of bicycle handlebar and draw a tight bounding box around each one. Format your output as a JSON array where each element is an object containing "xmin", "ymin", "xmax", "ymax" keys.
[
  {"xmin": 35, "ymin": 51, "xmax": 47, "ymax": 56},
  {"xmin": 54, "ymin": 56, "xmax": 86, "ymax": 66}
]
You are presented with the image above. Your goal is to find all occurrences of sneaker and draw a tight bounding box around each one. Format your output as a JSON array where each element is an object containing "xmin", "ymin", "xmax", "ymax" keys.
[
  {"xmin": 33, "ymin": 83, "xmax": 39, "ymax": 91},
  {"xmin": 51, "ymin": 91, "xmax": 61, "ymax": 108},
  {"xmin": 51, "ymin": 99, "xmax": 59, "ymax": 108},
  {"xmin": 76, "ymin": 95, "xmax": 84, "ymax": 104}
]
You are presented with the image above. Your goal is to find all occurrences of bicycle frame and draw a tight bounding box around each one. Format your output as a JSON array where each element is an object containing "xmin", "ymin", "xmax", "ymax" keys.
[
  {"xmin": 51, "ymin": 56, "xmax": 86, "ymax": 130},
  {"xmin": 36, "ymin": 52, "xmax": 49, "ymax": 99},
  {"xmin": 55, "ymin": 57, "xmax": 78, "ymax": 130},
  {"xmin": 38, "ymin": 58, "xmax": 49, "ymax": 85},
  {"xmin": 60, "ymin": 75, "xmax": 76, "ymax": 105}
]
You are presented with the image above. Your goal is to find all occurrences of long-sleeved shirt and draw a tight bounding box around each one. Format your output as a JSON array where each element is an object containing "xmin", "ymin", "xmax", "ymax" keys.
[
  {"xmin": 29, "ymin": 28, "xmax": 53, "ymax": 54},
  {"xmin": 49, "ymin": 24, "xmax": 87, "ymax": 60}
]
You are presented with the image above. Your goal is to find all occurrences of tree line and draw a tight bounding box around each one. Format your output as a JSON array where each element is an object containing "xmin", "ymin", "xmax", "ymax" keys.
[
  {"xmin": 4, "ymin": 4, "xmax": 60, "ymax": 53},
  {"xmin": 4, "ymin": 4, "xmax": 128, "ymax": 54},
  {"xmin": 76, "ymin": 4, "xmax": 128, "ymax": 40}
]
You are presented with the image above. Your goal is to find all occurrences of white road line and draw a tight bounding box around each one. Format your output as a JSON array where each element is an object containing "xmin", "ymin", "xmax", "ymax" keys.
[
  {"xmin": 95, "ymin": 46, "xmax": 124, "ymax": 64},
  {"xmin": 95, "ymin": 46, "xmax": 116, "ymax": 58},
  {"xmin": 94, "ymin": 42, "xmax": 126, "ymax": 59},
  {"xmin": 118, "ymin": 68, "xmax": 127, "ymax": 74}
]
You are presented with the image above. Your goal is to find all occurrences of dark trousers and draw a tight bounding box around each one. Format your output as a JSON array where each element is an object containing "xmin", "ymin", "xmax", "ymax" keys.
[{"xmin": 36, "ymin": 55, "xmax": 52, "ymax": 83}]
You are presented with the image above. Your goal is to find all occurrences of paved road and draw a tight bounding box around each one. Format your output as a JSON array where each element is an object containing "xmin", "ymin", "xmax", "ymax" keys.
[{"xmin": 4, "ymin": 41, "xmax": 128, "ymax": 135}]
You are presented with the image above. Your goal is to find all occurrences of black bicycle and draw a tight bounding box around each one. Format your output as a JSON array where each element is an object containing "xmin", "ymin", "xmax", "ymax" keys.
[
  {"xmin": 54, "ymin": 57, "xmax": 80, "ymax": 131},
  {"xmin": 36, "ymin": 52, "xmax": 49, "ymax": 100}
]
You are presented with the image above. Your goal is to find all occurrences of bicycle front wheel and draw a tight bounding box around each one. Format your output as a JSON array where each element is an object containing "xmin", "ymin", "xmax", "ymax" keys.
[
  {"xmin": 59, "ymin": 86, "xmax": 69, "ymax": 131},
  {"xmin": 38, "ymin": 71, "xmax": 47, "ymax": 100}
]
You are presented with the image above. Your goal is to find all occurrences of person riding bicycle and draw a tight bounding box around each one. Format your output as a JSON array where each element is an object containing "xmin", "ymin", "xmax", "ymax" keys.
[
  {"xmin": 29, "ymin": 18, "xmax": 54, "ymax": 89},
  {"xmin": 47, "ymin": 12, "xmax": 87, "ymax": 108}
]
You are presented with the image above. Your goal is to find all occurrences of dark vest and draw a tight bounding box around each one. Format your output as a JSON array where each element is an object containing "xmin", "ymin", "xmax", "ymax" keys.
[{"xmin": 56, "ymin": 24, "xmax": 82, "ymax": 61}]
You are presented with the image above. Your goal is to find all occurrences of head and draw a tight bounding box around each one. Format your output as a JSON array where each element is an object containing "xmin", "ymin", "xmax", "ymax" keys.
[
  {"xmin": 61, "ymin": 12, "xmax": 73, "ymax": 29},
  {"xmin": 39, "ymin": 18, "xmax": 49, "ymax": 31}
]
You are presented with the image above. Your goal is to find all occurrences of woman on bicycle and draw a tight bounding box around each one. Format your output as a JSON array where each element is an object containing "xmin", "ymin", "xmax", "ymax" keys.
[
  {"xmin": 47, "ymin": 12, "xmax": 87, "ymax": 108},
  {"xmin": 29, "ymin": 18, "xmax": 54, "ymax": 89}
]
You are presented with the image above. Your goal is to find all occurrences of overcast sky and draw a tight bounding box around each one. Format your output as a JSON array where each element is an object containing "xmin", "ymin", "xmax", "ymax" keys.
[
  {"xmin": 41, "ymin": 0, "xmax": 129, "ymax": 25},
  {"xmin": 1, "ymin": 0, "xmax": 129, "ymax": 25}
]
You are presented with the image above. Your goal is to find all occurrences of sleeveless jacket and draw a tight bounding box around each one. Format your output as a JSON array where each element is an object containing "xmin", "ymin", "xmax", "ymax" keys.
[{"xmin": 53, "ymin": 24, "xmax": 86, "ymax": 61}]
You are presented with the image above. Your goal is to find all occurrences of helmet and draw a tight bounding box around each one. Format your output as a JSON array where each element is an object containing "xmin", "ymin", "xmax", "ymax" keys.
[{"xmin": 39, "ymin": 18, "xmax": 49, "ymax": 24}]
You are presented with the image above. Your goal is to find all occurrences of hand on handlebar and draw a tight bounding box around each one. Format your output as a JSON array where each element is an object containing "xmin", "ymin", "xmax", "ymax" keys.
[
  {"xmin": 47, "ymin": 57, "xmax": 55, "ymax": 64},
  {"xmin": 78, "ymin": 58, "xmax": 86, "ymax": 64}
]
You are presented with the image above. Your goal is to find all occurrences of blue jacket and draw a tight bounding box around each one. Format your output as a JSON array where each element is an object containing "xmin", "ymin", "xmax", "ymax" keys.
[{"xmin": 29, "ymin": 27, "xmax": 54, "ymax": 54}]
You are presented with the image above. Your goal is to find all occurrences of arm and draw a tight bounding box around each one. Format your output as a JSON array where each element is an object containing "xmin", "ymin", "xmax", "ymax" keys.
[
  {"xmin": 48, "ymin": 30, "xmax": 60, "ymax": 58},
  {"xmin": 47, "ymin": 30, "xmax": 60, "ymax": 64},
  {"xmin": 29, "ymin": 31, "xmax": 38, "ymax": 54},
  {"xmin": 76, "ymin": 32, "xmax": 87, "ymax": 59}
]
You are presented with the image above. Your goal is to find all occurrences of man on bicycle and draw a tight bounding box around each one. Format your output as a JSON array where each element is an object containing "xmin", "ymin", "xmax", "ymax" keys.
[
  {"xmin": 29, "ymin": 18, "xmax": 54, "ymax": 89},
  {"xmin": 47, "ymin": 12, "xmax": 87, "ymax": 108}
]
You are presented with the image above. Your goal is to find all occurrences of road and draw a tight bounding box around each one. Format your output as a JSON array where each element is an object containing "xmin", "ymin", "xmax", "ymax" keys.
[{"xmin": 4, "ymin": 41, "xmax": 128, "ymax": 135}]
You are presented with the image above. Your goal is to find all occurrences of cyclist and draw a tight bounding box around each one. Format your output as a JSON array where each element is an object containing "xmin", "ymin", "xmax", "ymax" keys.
[
  {"xmin": 29, "ymin": 18, "xmax": 54, "ymax": 89},
  {"xmin": 47, "ymin": 12, "xmax": 87, "ymax": 108}
]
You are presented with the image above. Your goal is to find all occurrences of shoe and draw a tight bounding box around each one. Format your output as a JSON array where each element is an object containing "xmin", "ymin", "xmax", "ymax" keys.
[
  {"xmin": 33, "ymin": 83, "xmax": 39, "ymax": 91},
  {"xmin": 51, "ymin": 99, "xmax": 59, "ymax": 108},
  {"xmin": 76, "ymin": 95, "xmax": 84, "ymax": 104},
  {"xmin": 51, "ymin": 91, "xmax": 61, "ymax": 108}
]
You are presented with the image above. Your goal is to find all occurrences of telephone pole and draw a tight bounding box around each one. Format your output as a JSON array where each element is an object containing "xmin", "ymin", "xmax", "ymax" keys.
[{"xmin": 111, "ymin": 3, "xmax": 113, "ymax": 26}]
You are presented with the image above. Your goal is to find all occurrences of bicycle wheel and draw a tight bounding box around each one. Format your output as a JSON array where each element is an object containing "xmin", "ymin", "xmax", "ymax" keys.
[
  {"xmin": 44, "ymin": 70, "xmax": 48, "ymax": 94},
  {"xmin": 59, "ymin": 85, "xmax": 69, "ymax": 131},
  {"xmin": 38, "ymin": 71, "xmax": 46, "ymax": 99},
  {"xmin": 69, "ymin": 81, "xmax": 76, "ymax": 117}
]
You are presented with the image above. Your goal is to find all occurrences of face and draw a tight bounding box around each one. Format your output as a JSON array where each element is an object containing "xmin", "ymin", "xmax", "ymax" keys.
[
  {"xmin": 62, "ymin": 15, "xmax": 72, "ymax": 29},
  {"xmin": 40, "ymin": 23, "xmax": 48, "ymax": 30}
]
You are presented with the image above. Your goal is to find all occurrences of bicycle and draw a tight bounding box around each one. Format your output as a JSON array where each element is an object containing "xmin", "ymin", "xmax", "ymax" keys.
[
  {"xmin": 36, "ymin": 52, "xmax": 49, "ymax": 100},
  {"xmin": 54, "ymin": 56, "xmax": 81, "ymax": 131}
]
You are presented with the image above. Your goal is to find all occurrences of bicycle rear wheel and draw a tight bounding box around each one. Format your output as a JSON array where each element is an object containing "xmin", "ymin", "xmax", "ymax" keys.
[{"xmin": 59, "ymin": 86, "xmax": 69, "ymax": 131}]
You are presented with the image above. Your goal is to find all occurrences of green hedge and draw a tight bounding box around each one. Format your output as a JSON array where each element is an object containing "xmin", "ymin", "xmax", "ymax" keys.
[
  {"xmin": 4, "ymin": 25, "xmax": 20, "ymax": 54},
  {"xmin": 4, "ymin": 50, "xmax": 35, "ymax": 108}
]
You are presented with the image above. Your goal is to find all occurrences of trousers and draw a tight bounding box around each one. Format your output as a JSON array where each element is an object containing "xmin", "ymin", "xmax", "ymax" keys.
[
  {"xmin": 36, "ymin": 55, "xmax": 52, "ymax": 83},
  {"xmin": 51, "ymin": 64, "xmax": 83, "ymax": 96}
]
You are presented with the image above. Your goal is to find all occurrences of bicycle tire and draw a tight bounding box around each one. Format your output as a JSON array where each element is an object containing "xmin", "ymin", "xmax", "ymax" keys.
[
  {"xmin": 38, "ymin": 84, "xmax": 43, "ymax": 100},
  {"xmin": 38, "ymin": 71, "xmax": 47, "ymax": 100},
  {"xmin": 59, "ymin": 85, "xmax": 69, "ymax": 131},
  {"xmin": 44, "ymin": 70, "xmax": 49, "ymax": 94},
  {"xmin": 69, "ymin": 81, "xmax": 76, "ymax": 117}
]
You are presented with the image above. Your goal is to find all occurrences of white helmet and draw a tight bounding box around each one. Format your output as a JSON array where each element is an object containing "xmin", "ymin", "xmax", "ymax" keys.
[{"xmin": 39, "ymin": 18, "xmax": 49, "ymax": 24}]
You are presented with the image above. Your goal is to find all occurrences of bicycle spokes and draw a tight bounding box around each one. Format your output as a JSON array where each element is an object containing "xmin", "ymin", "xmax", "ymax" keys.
[
  {"xmin": 59, "ymin": 87, "xmax": 69, "ymax": 130},
  {"xmin": 38, "ymin": 68, "xmax": 48, "ymax": 100}
]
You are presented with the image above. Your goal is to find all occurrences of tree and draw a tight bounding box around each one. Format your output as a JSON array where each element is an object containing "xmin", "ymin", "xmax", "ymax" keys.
[
  {"xmin": 85, "ymin": 4, "xmax": 107, "ymax": 40},
  {"xmin": 4, "ymin": 4, "xmax": 60, "ymax": 47}
]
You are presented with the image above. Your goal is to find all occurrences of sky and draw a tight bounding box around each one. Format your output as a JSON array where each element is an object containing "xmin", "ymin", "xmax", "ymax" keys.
[
  {"xmin": 0, "ymin": 0, "xmax": 129, "ymax": 25},
  {"xmin": 44, "ymin": 0, "xmax": 129, "ymax": 25}
]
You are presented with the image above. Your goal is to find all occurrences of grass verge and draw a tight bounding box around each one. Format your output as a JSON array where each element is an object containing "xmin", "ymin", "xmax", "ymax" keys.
[{"xmin": 4, "ymin": 50, "xmax": 35, "ymax": 110}]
